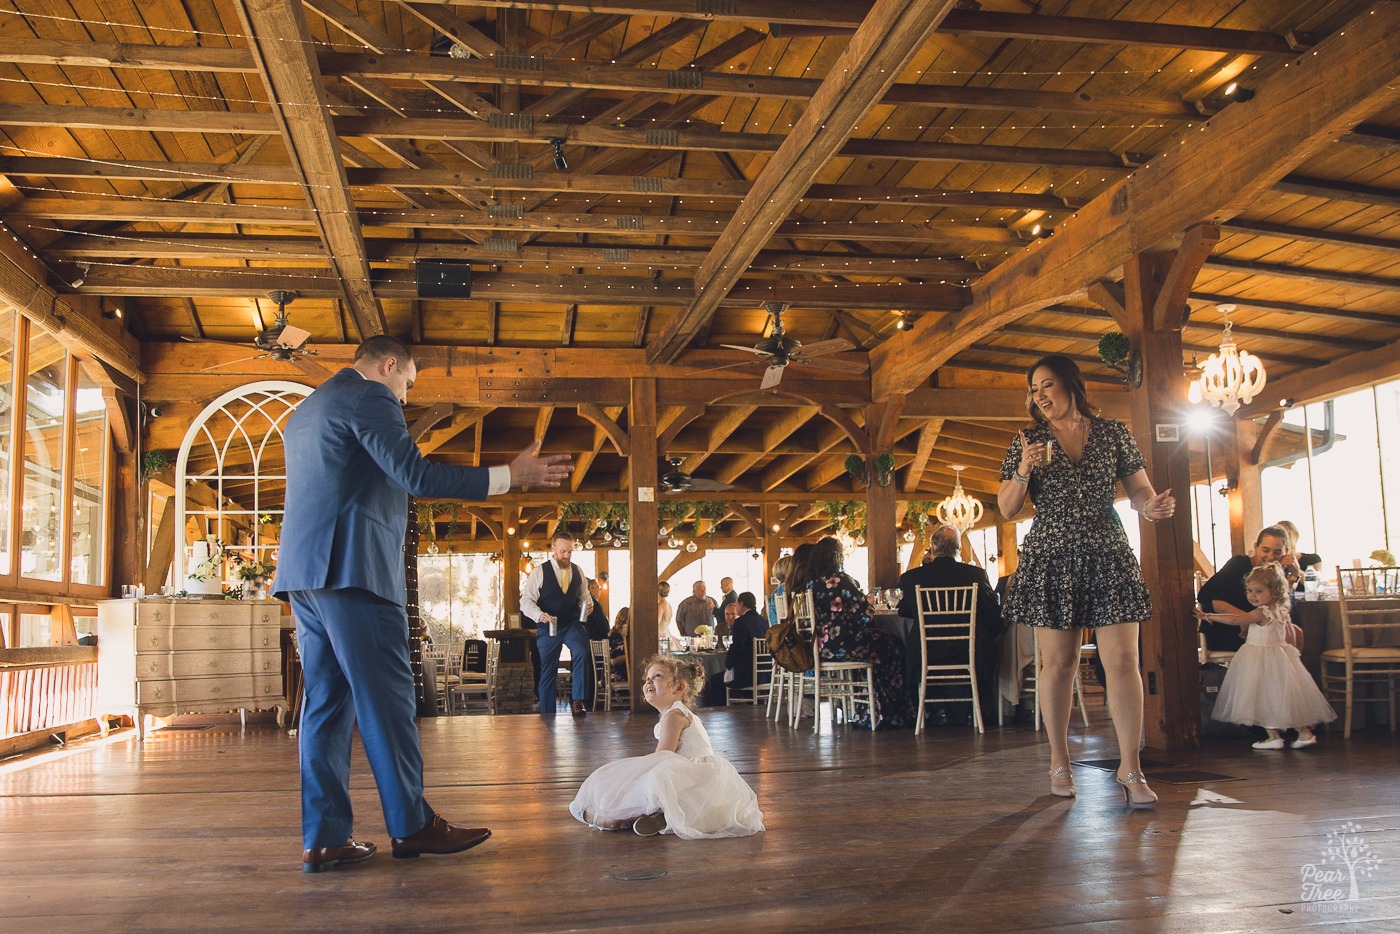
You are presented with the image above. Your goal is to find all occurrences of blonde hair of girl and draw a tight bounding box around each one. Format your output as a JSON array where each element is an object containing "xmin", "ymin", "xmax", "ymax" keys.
[
  {"xmin": 641, "ymin": 654, "xmax": 705, "ymax": 707},
  {"xmin": 1247, "ymin": 563, "xmax": 1290, "ymax": 607}
]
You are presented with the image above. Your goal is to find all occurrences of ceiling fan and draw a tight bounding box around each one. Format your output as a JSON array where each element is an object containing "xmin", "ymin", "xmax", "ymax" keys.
[
  {"xmin": 660, "ymin": 457, "xmax": 733, "ymax": 493},
  {"xmin": 192, "ymin": 291, "xmax": 328, "ymax": 376},
  {"xmin": 717, "ymin": 302, "xmax": 869, "ymax": 389}
]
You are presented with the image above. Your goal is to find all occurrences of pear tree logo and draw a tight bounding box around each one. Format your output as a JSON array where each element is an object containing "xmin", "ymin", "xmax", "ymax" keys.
[{"xmin": 1301, "ymin": 821, "xmax": 1383, "ymax": 902}]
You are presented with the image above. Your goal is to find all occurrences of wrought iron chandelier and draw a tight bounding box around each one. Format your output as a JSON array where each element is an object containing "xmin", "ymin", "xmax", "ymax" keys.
[
  {"xmin": 1187, "ymin": 304, "xmax": 1267, "ymax": 415},
  {"xmin": 936, "ymin": 465, "xmax": 982, "ymax": 536}
]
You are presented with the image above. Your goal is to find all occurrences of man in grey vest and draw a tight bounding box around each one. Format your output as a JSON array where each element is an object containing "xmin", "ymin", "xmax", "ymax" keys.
[{"xmin": 521, "ymin": 531, "xmax": 594, "ymax": 717}]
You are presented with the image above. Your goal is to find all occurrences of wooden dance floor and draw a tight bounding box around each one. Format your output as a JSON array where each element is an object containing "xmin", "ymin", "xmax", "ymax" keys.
[{"xmin": 3, "ymin": 705, "xmax": 1398, "ymax": 932}]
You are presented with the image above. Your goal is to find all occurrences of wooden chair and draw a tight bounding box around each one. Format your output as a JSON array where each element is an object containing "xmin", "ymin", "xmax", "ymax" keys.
[
  {"xmin": 790, "ymin": 588, "xmax": 876, "ymax": 733},
  {"xmin": 421, "ymin": 641, "xmax": 464, "ymax": 715},
  {"xmin": 1198, "ymin": 632, "xmax": 1237, "ymax": 668},
  {"xmin": 726, "ymin": 637, "xmax": 773, "ymax": 706},
  {"xmin": 448, "ymin": 641, "xmax": 489, "ymax": 713},
  {"xmin": 608, "ymin": 639, "xmax": 631, "ymax": 711},
  {"xmin": 914, "ymin": 585, "xmax": 983, "ymax": 735},
  {"xmin": 1321, "ymin": 566, "xmax": 1400, "ymax": 738},
  {"xmin": 997, "ymin": 637, "xmax": 1088, "ymax": 730},
  {"xmin": 589, "ymin": 639, "xmax": 610, "ymax": 711}
]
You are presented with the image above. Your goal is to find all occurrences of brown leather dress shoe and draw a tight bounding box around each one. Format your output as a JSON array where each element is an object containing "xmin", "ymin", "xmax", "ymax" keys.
[
  {"xmin": 301, "ymin": 839, "xmax": 376, "ymax": 873},
  {"xmin": 391, "ymin": 814, "xmax": 491, "ymax": 859},
  {"xmin": 572, "ymin": 699, "xmax": 588, "ymax": 718}
]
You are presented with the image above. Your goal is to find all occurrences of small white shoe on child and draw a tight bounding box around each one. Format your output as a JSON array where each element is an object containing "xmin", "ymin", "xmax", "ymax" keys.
[
  {"xmin": 1251, "ymin": 737, "xmax": 1286, "ymax": 750},
  {"xmin": 1290, "ymin": 735, "xmax": 1318, "ymax": 749}
]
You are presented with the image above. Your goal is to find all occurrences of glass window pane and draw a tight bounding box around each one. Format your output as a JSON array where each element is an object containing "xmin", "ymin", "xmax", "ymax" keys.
[
  {"xmin": 71, "ymin": 362, "xmax": 108, "ymax": 584},
  {"xmin": 18, "ymin": 611, "xmax": 52, "ymax": 647},
  {"xmin": 21, "ymin": 326, "xmax": 66, "ymax": 581},
  {"xmin": 0, "ymin": 307, "xmax": 15, "ymax": 576}
]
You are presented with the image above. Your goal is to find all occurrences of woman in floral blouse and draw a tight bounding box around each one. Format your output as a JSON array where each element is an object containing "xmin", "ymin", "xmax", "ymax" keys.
[{"xmin": 806, "ymin": 536, "xmax": 912, "ymax": 729}]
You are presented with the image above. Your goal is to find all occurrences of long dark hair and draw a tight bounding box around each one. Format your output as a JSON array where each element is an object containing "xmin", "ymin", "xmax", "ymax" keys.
[
  {"xmin": 809, "ymin": 536, "xmax": 845, "ymax": 580},
  {"xmin": 1025, "ymin": 353, "xmax": 1097, "ymax": 424},
  {"xmin": 789, "ymin": 542, "xmax": 816, "ymax": 591}
]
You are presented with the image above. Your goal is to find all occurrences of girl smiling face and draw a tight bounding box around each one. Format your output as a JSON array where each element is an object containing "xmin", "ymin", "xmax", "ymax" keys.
[{"xmin": 642, "ymin": 664, "xmax": 682, "ymax": 711}]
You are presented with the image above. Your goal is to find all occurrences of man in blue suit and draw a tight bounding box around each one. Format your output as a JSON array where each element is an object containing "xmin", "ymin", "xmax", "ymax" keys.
[{"xmin": 274, "ymin": 336, "xmax": 571, "ymax": 873}]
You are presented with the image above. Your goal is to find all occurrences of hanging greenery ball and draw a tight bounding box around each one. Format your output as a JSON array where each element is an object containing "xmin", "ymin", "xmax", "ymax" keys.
[{"xmin": 1097, "ymin": 331, "xmax": 1131, "ymax": 366}]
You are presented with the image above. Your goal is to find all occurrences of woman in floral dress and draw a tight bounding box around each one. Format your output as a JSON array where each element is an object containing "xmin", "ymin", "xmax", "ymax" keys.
[
  {"xmin": 807, "ymin": 536, "xmax": 913, "ymax": 730},
  {"xmin": 998, "ymin": 354, "xmax": 1175, "ymax": 807}
]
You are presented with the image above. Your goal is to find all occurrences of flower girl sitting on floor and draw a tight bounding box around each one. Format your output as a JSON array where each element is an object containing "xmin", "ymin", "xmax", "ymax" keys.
[
  {"xmin": 570, "ymin": 654, "xmax": 764, "ymax": 839},
  {"xmin": 1196, "ymin": 563, "xmax": 1336, "ymax": 750}
]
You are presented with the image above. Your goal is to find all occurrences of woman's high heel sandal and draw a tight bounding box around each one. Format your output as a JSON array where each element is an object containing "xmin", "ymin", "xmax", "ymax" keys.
[
  {"xmin": 1116, "ymin": 771, "xmax": 1158, "ymax": 809},
  {"xmin": 1048, "ymin": 766, "xmax": 1076, "ymax": 798}
]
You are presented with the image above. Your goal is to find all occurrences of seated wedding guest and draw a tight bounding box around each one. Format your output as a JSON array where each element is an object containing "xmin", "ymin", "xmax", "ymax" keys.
[
  {"xmin": 584, "ymin": 579, "xmax": 611, "ymax": 641},
  {"xmin": 895, "ymin": 525, "xmax": 1002, "ymax": 724},
  {"xmin": 675, "ymin": 581, "xmax": 716, "ymax": 637},
  {"xmin": 1275, "ymin": 519, "xmax": 1322, "ymax": 588},
  {"xmin": 718, "ymin": 601, "xmax": 741, "ymax": 641},
  {"xmin": 608, "ymin": 607, "xmax": 631, "ymax": 685},
  {"xmin": 766, "ymin": 554, "xmax": 794, "ymax": 626},
  {"xmin": 808, "ymin": 536, "xmax": 913, "ymax": 730},
  {"xmin": 706, "ymin": 592, "xmax": 771, "ymax": 705},
  {"xmin": 1198, "ymin": 525, "xmax": 1295, "ymax": 651},
  {"xmin": 787, "ymin": 542, "xmax": 817, "ymax": 600}
]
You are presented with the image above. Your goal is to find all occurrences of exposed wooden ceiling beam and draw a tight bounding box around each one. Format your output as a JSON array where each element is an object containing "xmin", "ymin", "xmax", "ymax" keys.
[
  {"xmin": 1204, "ymin": 256, "xmax": 1400, "ymax": 293},
  {"xmin": 314, "ymin": 49, "xmax": 1207, "ymax": 119},
  {"xmin": 1274, "ymin": 174, "xmax": 1400, "ymax": 210},
  {"xmin": 74, "ymin": 265, "xmax": 969, "ymax": 310},
  {"xmin": 430, "ymin": 3, "xmax": 1315, "ymax": 54},
  {"xmin": 646, "ymin": 0, "xmax": 959, "ymax": 364},
  {"xmin": 0, "ymin": 156, "xmax": 1082, "ymax": 212},
  {"xmin": 43, "ymin": 233, "xmax": 982, "ymax": 277},
  {"xmin": 0, "ymin": 104, "xmax": 1147, "ymax": 170},
  {"xmin": 869, "ymin": 2, "xmax": 1400, "ymax": 400},
  {"xmin": 235, "ymin": 0, "xmax": 384, "ymax": 339},
  {"xmin": 1221, "ymin": 219, "xmax": 1400, "ymax": 256}
]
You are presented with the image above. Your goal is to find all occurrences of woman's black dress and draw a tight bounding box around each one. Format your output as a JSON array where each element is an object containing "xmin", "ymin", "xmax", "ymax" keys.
[{"xmin": 999, "ymin": 417, "xmax": 1153, "ymax": 630}]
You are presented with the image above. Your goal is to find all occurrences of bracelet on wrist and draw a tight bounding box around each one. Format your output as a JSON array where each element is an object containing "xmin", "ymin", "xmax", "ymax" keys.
[{"xmin": 1011, "ymin": 472, "xmax": 1030, "ymax": 485}]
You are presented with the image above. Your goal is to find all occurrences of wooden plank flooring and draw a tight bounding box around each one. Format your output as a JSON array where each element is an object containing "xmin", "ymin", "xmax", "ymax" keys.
[{"xmin": 2, "ymin": 705, "xmax": 1398, "ymax": 933}]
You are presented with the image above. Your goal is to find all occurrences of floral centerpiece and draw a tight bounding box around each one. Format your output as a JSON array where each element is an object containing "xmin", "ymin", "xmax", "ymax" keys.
[
  {"xmin": 693, "ymin": 623, "xmax": 714, "ymax": 650},
  {"xmin": 235, "ymin": 556, "xmax": 276, "ymax": 598}
]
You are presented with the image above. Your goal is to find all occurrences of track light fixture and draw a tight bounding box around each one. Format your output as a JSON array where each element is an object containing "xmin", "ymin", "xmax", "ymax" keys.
[{"xmin": 550, "ymin": 137, "xmax": 568, "ymax": 171}]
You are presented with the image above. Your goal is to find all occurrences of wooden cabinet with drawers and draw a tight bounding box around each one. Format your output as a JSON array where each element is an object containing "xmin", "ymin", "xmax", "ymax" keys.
[{"xmin": 96, "ymin": 599, "xmax": 287, "ymax": 740}]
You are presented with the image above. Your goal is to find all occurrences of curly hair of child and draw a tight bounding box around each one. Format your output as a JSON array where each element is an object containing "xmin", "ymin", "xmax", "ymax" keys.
[
  {"xmin": 1247, "ymin": 562, "xmax": 1290, "ymax": 605},
  {"xmin": 641, "ymin": 654, "xmax": 705, "ymax": 707}
]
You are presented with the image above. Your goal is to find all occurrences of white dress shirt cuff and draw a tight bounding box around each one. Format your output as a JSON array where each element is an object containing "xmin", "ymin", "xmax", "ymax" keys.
[{"xmin": 487, "ymin": 465, "xmax": 511, "ymax": 496}]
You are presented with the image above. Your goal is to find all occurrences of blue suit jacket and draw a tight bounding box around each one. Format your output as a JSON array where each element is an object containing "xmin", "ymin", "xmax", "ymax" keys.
[{"xmin": 272, "ymin": 368, "xmax": 491, "ymax": 605}]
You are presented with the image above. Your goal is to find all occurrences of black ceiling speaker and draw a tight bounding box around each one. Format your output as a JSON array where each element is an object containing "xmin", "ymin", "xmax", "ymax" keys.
[{"xmin": 416, "ymin": 260, "xmax": 473, "ymax": 298}]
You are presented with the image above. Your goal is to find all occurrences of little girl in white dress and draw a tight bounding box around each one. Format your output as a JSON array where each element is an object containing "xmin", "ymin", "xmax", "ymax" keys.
[
  {"xmin": 1197, "ymin": 564, "xmax": 1336, "ymax": 749},
  {"xmin": 570, "ymin": 654, "xmax": 764, "ymax": 839}
]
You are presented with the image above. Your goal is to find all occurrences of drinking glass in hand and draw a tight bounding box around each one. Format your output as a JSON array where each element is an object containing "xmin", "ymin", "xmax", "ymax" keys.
[{"xmin": 1038, "ymin": 439, "xmax": 1055, "ymax": 466}]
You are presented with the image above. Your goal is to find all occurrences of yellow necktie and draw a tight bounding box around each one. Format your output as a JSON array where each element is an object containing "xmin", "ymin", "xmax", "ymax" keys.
[{"xmin": 559, "ymin": 565, "xmax": 571, "ymax": 593}]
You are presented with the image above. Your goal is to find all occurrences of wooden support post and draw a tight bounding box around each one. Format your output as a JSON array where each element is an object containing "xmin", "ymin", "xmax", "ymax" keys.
[
  {"xmin": 111, "ymin": 447, "xmax": 140, "ymax": 595},
  {"xmin": 501, "ymin": 506, "xmax": 521, "ymax": 625},
  {"xmin": 761, "ymin": 503, "xmax": 782, "ymax": 588},
  {"xmin": 866, "ymin": 477, "xmax": 897, "ymax": 590},
  {"xmin": 628, "ymin": 378, "xmax": 659, "ymax": 711},
  {"xmin": 1222, "ymin": 418, "xmax": 1265, "ymax": 558},
  {"xmin": 1122, "ymin": 248, "xmax": 1208, "ymax": 751},
  {"xmin": 998, "ymin": 521, "xmax": 1020, "ymax": 578}
]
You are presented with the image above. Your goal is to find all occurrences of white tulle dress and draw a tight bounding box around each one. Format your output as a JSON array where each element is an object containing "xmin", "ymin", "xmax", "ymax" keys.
[
  {"xmin": 1213, "ymin": 604, "xmax": 1338, "ymax": 730},
  {"xmin": 569, "ymin": 701, "xmax": 765, "ymax": 839}
]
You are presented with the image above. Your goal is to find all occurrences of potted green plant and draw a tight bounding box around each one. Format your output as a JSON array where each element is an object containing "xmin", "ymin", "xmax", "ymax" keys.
[
  {"xmin": 844, "ymin": 453, "xmax": 868, "ymax": 486},
  {"xmin": 873, "ymin": 452, "xmax": 896, "ymax": 487}
]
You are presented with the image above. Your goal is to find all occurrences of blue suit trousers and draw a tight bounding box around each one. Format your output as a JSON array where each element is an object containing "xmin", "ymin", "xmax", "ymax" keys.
[
  {"xmin": 290, "ymin": 587, "xmax": 433, "ymax": 848},
  {"xmin": 535, "ymin": 621, "xmax": 592, "ymax": 714}
]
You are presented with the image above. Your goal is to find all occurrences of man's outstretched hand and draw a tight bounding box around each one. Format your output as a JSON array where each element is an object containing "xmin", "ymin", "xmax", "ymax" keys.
[{"xmin": 509, "ymin": 440, "xmax": 572, "ymax": 489}]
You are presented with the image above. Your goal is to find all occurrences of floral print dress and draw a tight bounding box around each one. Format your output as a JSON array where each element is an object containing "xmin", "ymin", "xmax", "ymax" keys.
[
  {"xmin": 998, "ymin": 416, "xmax": 1154, "ymax": 630},
  {"xmin": 810, "ymin": 572, "xmax": 913, "ymax": 729}
]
